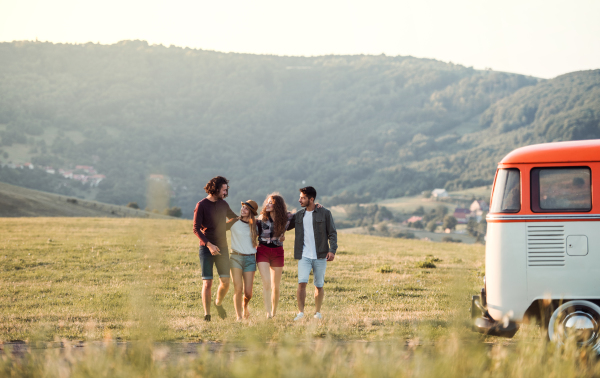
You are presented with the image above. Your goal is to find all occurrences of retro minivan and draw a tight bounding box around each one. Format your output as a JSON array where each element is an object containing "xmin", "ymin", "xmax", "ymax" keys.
[{"xmin": 472, "ymin": 140, "xmax": 600, "ymax": 351}]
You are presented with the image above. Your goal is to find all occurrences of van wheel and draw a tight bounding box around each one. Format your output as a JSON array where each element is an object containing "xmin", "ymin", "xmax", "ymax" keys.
[{"xmin": 548, "ymin": 300, "xmax": 600, "ymax": 352}]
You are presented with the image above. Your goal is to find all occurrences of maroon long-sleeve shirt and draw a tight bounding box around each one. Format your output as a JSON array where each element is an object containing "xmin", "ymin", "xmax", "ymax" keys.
[{"xmin": 192, "ymin": 198, "xmax": 237, "ymax": 250}]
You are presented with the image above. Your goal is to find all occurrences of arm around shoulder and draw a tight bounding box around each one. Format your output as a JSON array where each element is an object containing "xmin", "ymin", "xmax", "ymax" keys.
[
  {"xmin": 286, "ymin": 212, "xmax": 296, "ymax": 231},
  {"xmin": 226, "ymin": 204, "xmax": 238, "ymax": 220},
  {"xmin": 226, "ymin": 217, "xmax": 239, "ymax": 231}
]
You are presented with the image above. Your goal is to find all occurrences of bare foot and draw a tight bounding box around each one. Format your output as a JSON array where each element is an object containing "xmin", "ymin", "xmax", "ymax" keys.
[
  {"xmin": 243, "ymin": 307, "xmax": 250, "ymax": 319},
  {"xmin": 266, "ymin": 313, "xmax": 273, "ymax": 319},
  {"xmin": 236, "ymin": 317, "xmax": 243, "ymax": 322}
]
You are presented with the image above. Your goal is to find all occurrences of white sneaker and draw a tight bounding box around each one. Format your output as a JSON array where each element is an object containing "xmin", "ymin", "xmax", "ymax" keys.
[
  {"xmin": 314, "ymin": 312, "xmax": 323, "ymax": 320},
  {"xmin": 294, "ymin": 312, "xmax": 304, "ymax": 321}
]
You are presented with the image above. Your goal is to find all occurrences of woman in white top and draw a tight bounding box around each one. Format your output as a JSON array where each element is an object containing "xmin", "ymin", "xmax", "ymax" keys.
[{"xmin": 226, "ymin": 200, "xmax": 259, "ymax": 321}]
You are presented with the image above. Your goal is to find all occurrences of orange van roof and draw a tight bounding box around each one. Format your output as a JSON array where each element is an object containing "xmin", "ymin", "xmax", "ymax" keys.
[{"xmin": 500, "ymin": 140, "xmax": 600, "ymax": 164}]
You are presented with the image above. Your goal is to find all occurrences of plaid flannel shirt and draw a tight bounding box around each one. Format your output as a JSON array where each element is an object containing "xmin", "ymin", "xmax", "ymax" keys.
[{"xmin": 257, "ymin": 212, "xmax": 294, "ymax": 247}]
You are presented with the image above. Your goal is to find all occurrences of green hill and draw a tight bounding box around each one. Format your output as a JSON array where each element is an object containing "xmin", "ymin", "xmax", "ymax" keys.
[
  {"xmin": 409, "ymin": 69, "xmax": 600, "ymax": 191},
  {"xmin": 0, "ymin": 181, "xmax": 172, "ymax": 218},
  {"xmin": 1, "ymin": 40, "xmax": 598, "ymax": 217}
]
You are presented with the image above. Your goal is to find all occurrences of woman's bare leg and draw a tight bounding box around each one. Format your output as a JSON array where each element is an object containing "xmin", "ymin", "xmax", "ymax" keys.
[
  {"xmin": 231, "ymin": 268, "xmax": 244, "ymax": 320},
  {"xmin": 242, "ymin": 271, "xmax": 255, "ymax": 319},
  {"xmin": 270, "ymin": 266, "xmax": 283, "ymax": 317},
  {"xmin": 257, "ymin": 262, "xmax": 272, "ymax": 318}
]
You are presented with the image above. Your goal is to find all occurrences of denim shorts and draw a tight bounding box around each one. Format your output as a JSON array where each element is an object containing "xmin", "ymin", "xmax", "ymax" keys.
[
  {"xmin": 230, "ymin": 253, "xmax": 257, "ymax": 272},
  {"xmin": 199, "ymin": 245, "xmax": 230, "ymax": 280},
  {"xmin": 298, "ymin": 257, "xmax": 327, "ymax": 288}
]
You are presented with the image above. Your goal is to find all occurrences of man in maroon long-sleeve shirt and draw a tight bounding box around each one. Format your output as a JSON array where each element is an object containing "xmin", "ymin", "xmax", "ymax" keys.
[{"xmin": 193, "ymin": 176, "xmax": 237, "ymax": 321}]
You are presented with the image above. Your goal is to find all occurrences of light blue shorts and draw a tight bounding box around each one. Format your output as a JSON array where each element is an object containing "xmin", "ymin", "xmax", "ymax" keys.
[
  {"xmin": 230, "ymin": 253, "xmax": 257, "ymax": 272},
  {"xmin": 298, "ymin": 257, "xmax": 327, "ymax": 288}
]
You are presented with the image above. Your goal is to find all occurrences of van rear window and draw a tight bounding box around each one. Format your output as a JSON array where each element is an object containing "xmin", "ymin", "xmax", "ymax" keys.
[
  {"xmin": 531, "ymin": 167, "xmax": 591, "ymax": 212},
  {"xmin": 491, "ymin": 169, "xmax": 520, "ymax": 213}
]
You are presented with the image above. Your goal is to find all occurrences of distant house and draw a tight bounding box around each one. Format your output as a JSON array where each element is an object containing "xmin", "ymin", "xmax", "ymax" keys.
[
  {"xmin": 89, "ymin": 174, "xmax": 106, "ymax": 187},
  {"xmin": 75, "ymin": 165, "xmax": 97, "ymax": 174},
  {"xmin": 431, "ymin": 188, "xmax": 448, "ymax": 198},
  {"xmin": 405, "ymin": 216, "xmax": 423, "ymax": 224},
  {"xmin": 470, "ymin": 200, "xmax": 489, "ymax": 221},
  {"xmin": 453, "ymin": 208, "xmax": 471, "ymax": 224},
  {"xmin": 470, "ymin": 200, "xmax": 489, "ymax": 213},
  {"xmin": 59, "ymin": 169, "xmax": 73, "ymax": 179},
  {"xmin": 23, "ymin": 163, "xmax": 34, "ymax": 170},
  {"xmin": 73, "ymin": 174, "xmax": 88, "ymax": 183}
]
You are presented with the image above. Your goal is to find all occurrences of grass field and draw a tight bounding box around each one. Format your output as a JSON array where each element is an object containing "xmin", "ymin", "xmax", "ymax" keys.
[
  {"xmin": 0, "ymin": 217, "xmax": 483, "ymax": 342},
  {"xmin": 1, "ymin": 218, "xmax": 598, "ymax": 377}
]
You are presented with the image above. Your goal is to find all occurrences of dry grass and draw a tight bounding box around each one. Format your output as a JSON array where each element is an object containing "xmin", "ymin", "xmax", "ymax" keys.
[
  {"xmin": 2, "ymin": 218, "xmax": 599, "ymax": 376},
  {"xmin": 0, "ymin": 217, "xmax": 483, "ymax": 342}
]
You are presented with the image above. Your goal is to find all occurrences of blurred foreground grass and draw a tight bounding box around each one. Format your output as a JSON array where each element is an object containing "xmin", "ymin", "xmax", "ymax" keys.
[
  {"xmin": 2, "ymin": 218, "xmax": 599, "ymax": 377},
  {"xmin": 2, "ymin": 330, "xmax": 600, "ymax": 377}
]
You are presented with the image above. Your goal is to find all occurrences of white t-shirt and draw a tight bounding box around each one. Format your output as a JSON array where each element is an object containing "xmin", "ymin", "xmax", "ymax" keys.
[
  {"xmin": 302, "ymin": 210, "xmax": 318, "ymax": 259},
  {"xmin": 230, "ymin": 220, "xmax": 257, "ymax": 255}
]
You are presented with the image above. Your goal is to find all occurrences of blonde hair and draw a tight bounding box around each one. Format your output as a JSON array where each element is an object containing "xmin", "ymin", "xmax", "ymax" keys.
[{"xmin": 242, "ymin": 204, "xmax": 259, "ymax": 248}]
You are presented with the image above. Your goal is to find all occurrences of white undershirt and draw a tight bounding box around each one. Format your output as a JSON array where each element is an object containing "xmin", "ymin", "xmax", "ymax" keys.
[
  {"xmin": 230, "ymin": 220, "xmax": 256, "ymax": 255},
  {"xmin": 302, "ymin": 210, "xmax": 317, "ymax": 259}
]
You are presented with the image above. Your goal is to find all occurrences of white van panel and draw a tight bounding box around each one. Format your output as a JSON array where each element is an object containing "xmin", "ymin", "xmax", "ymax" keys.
[
  {"xmin": 527, "ymin": 222, "xmax": 600, "ymax": 302},
  {"xmin": 485, "ymin": 222, "xmax": 528, "ymax": 321}
]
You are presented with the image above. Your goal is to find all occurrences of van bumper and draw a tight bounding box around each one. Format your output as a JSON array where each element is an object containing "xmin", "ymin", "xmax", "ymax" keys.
[{"xmin": 471, "ymin": 295, "xmax": 519, "ymax": 338}]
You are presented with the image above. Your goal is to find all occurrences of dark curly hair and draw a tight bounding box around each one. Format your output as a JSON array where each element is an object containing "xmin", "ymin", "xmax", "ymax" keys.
[
  {"xmin": 260, "ymin": 193, "xmax": 288, "ymax": 238},
  {"xmin": 204, "ymin": 176, "xmax": 229, "ymax": 197}
]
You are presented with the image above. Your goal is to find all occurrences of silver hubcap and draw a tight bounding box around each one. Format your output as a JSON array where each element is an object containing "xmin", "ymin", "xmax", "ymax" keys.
[
  {"xmin": 549, "ymin": 300, "xmax": 600, "ymax": 351},
  {"xmin": 562, "ymin": 311, "xmax": 598, "ymax": 345}
]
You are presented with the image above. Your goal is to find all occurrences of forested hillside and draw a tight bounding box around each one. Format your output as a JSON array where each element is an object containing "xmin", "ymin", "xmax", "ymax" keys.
[{"xmin": 0, "ymin": 40, "xmax": 598, "ymax": 217}]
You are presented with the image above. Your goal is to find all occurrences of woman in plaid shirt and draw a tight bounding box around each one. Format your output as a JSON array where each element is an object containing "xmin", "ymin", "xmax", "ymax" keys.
[{"xmin": 256, "ymin": 193, "xmax": 294, "ymax": 318}]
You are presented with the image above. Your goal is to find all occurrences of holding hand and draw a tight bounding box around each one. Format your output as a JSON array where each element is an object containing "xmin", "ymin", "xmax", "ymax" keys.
[
  {"xmin": 326, "ymin": 252, "xmax": 335, "ymax": 261},
  {"xmin": 207, "ymin": 242, "xmax": 221, "ymax": 255}
]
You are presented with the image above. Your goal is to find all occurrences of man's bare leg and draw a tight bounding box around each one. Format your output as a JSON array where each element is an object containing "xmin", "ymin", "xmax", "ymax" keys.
[
  {"xmin": 297, "ymin": 283, "xmax": 307, "ymax": 313},
  {"xmin": 242, "ymin": 271, "xmax": 255, "ymax": 319},
  {"xmin": 257, "ymin": 262, "xmax": 272, "ymax": 317},
  {"xmin": 315, "ymin": 287, "xmax": 324, "ymax": 313},
  {"xmin": 202, "ymin": 279, "xmax": 213, "ymax": 316},
  {"xmin": 215, "ymin": 277, "xmax": 230, "ymax": 306},
  {"xmin": 270, "ymin": 266, "xmax": 283, "ymax": 317},
  {"xmin": 231, "ymin": 269, "xmax": 244, "ymax": 320}
]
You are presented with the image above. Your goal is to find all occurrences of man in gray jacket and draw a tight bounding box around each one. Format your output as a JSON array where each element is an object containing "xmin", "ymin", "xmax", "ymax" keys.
[{"xmin": 291, "ymin": 186, "xmax": 337, "ymax": 321}]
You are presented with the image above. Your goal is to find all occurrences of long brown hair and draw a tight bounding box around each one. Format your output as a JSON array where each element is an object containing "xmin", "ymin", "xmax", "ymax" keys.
[{"xmin": 260, "ymin": 193, "xmax": 288, "ymax": 238}]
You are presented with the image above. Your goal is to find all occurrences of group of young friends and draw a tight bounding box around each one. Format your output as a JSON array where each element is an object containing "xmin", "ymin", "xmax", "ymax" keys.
[{"xmin": 192, "ymin": 176, "xmax": 338, "ymax": 321}]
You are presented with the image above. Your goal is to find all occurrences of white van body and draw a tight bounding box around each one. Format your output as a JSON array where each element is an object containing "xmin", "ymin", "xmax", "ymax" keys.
[{"xmin": 473, "ymin": 140, "xmax": 600, "ymax": 350}]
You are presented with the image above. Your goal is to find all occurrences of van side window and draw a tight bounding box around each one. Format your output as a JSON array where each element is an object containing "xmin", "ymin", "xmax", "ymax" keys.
[
  {"xmin": 531, "ymin": 167, "xmax": 591, "ymax": 212},
  {"xmin": 490, "ymin": 169, "xmax": 520, "ymax": 213}
]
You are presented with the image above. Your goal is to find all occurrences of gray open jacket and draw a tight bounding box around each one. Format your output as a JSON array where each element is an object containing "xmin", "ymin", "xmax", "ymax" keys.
[{"xmin": 287, "ymin": 206, "xmax": 338, "ymax": 259}]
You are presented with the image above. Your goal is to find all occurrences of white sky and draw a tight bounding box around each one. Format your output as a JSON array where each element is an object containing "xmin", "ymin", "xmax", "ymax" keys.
[{"xmin": 1, "ymin": 0, "xmax": 599, "ymax": 78}]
